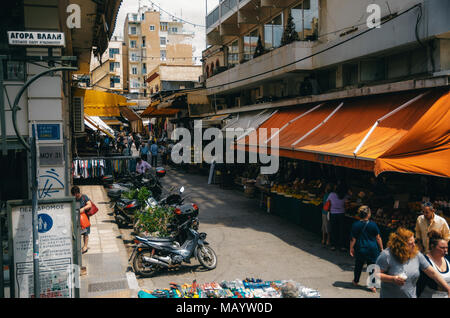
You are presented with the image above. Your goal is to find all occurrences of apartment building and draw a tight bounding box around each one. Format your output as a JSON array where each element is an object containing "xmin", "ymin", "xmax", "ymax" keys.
[
  {"xmin": 90, "ymin": 36, "xmax": 125, "ymax": 92},
  {"xmin": 123, "ymin": 6, "xmax": 196, "ymax": 98},
  {"xmin": 201, "ymin": 0, "xmax": 450, "ymax": 113}
]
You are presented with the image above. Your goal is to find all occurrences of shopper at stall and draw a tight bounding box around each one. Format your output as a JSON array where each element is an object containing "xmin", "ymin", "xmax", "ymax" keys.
[
  {"xmin": 71, "ymin": 186, "xmax": 92, "ymax": 254},
  {"xmin": 417, "ymin": 231, "xmax": 450, "ymax": 298},
  {"xmin": 150, "ymin": 141, "xmax": 159, "ymax": 167},
  {"xmin": 327, "ymin": 183, "xmax": 351, "ymax": 252},
  {"xmin": 375, "ymin": 227, "xmax": 450, "ymax": 298},
  {"xmin": 350, "ymin": 205, "xmax": 383, "ymax": 292},
  {"xmin": 321, "ymin": 183, "xmax": 333, "ymax": 247},
  {"xmin": 415, "ymin": 202, "xmax": 450, "ymax": 253}
]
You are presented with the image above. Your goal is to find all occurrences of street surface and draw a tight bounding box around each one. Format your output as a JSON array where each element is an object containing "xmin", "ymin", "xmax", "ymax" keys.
[{"xmin": 120, "ymin": 166, "xmax": 378, "ymax": 298}]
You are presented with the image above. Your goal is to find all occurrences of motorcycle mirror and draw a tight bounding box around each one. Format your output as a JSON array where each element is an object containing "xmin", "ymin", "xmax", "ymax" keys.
[{"xmin": 180, "ymin": 186, "xmax": 185, "ymax": 193}]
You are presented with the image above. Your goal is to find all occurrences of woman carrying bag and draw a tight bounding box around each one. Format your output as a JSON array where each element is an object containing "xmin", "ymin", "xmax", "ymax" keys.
[{"xmin": 349, "ymin": 205, "xmax": 383, "ymax": 292}]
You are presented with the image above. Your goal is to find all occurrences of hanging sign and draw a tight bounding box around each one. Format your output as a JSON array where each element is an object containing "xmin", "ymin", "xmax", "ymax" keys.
[{"xmin": 8, "ymin": 31, "xmax": 65, "ymax": 47}]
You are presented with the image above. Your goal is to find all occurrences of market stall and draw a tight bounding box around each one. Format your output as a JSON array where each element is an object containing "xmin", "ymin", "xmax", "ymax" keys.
[{"xmin": 138, "ymin": 278, "xmax": 320, "ymax": 298}]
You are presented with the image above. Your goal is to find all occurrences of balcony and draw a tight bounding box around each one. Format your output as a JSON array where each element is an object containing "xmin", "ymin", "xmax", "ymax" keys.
[{"xmin": 206, "ymin": 40, "xmax": 314, "ymax": 94}]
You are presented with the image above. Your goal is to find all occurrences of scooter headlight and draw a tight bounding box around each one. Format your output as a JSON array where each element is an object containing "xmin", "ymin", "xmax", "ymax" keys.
[{"xmin": 199, "ymin": 233, "xmax": 207, "ymax": 240}]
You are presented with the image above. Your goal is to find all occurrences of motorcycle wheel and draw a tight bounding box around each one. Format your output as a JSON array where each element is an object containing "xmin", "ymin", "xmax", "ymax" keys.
[
  {"xmin": 195, "ymin": 245, "xmax": 217, "ymax": 270},
  {"xmin": 132, "ymin": 249, "xmax": 159, "ymax": 278}
]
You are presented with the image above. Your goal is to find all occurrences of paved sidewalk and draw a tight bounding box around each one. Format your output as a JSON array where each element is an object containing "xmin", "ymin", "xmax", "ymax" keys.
[{"xmin": 78, "ymin": 186, "xmax": 138, "ymax": 298}]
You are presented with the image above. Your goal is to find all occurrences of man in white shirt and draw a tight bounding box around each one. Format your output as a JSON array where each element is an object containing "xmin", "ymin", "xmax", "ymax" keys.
[
  {"xmin": 415, "ymin": 202, "xmax": 450, "ymax": 253},
  {"xmin": 136, "ymin": 158, "xmax": 151, "ymax": 174}
]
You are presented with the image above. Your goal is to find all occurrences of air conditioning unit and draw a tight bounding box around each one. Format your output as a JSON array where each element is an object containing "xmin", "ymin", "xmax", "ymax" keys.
[{"xmin": 73, "ymin": 96, "xmax": 84, "ymax": 133}]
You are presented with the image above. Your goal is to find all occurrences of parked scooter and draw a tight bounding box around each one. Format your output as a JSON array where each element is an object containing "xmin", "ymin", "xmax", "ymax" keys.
[{"xmin": 130, "ymin": 217, "xmax": 217, "ymax": 278}]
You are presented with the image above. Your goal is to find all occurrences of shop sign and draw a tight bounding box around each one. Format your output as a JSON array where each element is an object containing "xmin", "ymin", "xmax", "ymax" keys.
[
  {"xmin": 7, "ymin": 31, "xmax": 65, "ymax": 47},
  {"xmin": 39, "ymin": 146, "xmax": 64, "ymax": 166},
  {"xmin": 7, "ymin": 199, "xmax": 78, "ymax": 298},
  {"xmin": 32, "ymin": 123, "xmax": 61, "ymax": 142}
]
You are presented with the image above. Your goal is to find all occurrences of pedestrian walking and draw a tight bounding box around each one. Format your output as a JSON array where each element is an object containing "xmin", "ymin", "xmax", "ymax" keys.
[
  {"xmin": 159, "ymin": 143, "xmax": 167, "ymax": 166},
  {"xmin": 150, "ymin": 141, "xmax": 159, "ymax": 167},
  {"xmin": 349, "ymin": 205, "xmax": 383, "ymax": 292},
  {"xmin": 375, "ymin": 227, "xmax": 450, "ymax": 298},
  {"xmin": 140, "ymin": 142, "xmax": 149, "ymax": 161},
  {"xmin": 321, "ymin": 183, "xmax": 333, "ymax": 247},
  {"xmin": 326, "ymin": 182, "xmax": 351, "ymax": 251},
  {"xmin": 415, "ymin": 201, "xmax": 450, "ymax": 253},
  {"xmin": 71, "ymin": 186, "xmax": 92, "ymax": 254},
  {"xmin": 418, "ymin": 231, "xmax": 450, "ymax": 298}
]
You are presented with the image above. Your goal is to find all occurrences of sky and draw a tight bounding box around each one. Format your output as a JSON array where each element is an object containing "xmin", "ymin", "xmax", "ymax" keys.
[{"xmin": 113, "ymin": 0, "xmax": 220, "ymax": 64}]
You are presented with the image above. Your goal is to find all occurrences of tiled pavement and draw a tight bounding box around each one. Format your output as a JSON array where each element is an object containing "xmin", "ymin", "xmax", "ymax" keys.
[{"xmin": 78, "ymin": 185, "xmax": 138, "ymax": 298}]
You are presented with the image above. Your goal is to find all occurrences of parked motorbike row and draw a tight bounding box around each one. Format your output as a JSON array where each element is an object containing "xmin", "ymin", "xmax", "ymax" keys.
[{"xmin": 102, "ymin": 168, "xmax": 218, "ymax": 277}]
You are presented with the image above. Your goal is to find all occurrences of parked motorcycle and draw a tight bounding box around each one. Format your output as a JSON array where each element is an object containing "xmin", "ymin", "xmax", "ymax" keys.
[{"xmin": 130, "ymin": 217, "xmax": 217, "ymax": 278}]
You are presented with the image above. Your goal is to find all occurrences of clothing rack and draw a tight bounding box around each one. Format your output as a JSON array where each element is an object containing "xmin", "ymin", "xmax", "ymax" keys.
[{"xmin": 72, "ymin": 156, "xmax": 140, "ymax": 180}]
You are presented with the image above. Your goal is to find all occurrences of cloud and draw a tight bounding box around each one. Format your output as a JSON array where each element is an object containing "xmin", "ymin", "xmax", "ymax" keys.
[{"xmin": 112, "ymin": 0, "xmax": 220, "ymax": 64}]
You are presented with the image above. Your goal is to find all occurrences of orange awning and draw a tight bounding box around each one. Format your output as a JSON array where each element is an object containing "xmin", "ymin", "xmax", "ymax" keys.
[
  {"xmin": 237, "ymin": 88, "xmax": 450, "ymax": 177},
  {"xmin": 140, "ymin": 106, "xmax": 181, "ymax": 118}
]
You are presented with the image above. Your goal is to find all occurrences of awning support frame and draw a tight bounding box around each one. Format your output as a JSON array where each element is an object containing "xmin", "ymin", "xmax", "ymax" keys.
[
  {"xmin": 265, "ymin": 103, "xmax": 324, "ymax": 144},
  {"xmin": 235, "ymin": 110, "xmax": 279, "ymax": 141},
  {"xmin": 352, "ymin": 91, "xmax": 429, "ymax": 157},
  {"xmin": 291, "ymin": 102, "xmax": 344, "ymax": 147}
]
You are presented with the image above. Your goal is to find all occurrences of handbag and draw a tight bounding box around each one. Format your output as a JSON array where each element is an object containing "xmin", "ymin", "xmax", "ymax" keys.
[
  {"xmin": 86, "ymin": 202, "xmax": 98, "ymax": 217},
  {"xmin": 323, "ymin": 200, "xmax": 331, "ymax": 212},
  {"xmin": 80, "ymin": 212, "xmax": 91, "ymax": 229}
]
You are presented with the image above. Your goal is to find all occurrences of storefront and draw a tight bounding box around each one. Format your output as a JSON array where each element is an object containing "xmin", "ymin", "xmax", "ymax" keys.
[{"xmin": 228, "ymin": 87, "xmax": 450, "ymax": 244}]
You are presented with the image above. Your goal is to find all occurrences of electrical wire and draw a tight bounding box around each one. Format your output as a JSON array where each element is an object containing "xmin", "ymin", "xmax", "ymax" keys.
[{"xmin": 145, "ymin": 0, "xmax": 206, "ymax": 28}]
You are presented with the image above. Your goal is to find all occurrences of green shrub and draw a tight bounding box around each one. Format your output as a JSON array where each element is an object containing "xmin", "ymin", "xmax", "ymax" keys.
[{"xmin": 135, "ymin": 205, "xmax": 175, "ymax": 237}]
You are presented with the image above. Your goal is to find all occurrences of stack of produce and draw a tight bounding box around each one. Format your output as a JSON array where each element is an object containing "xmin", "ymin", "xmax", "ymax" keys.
[{"xmin": 138, "ymin": 278, "xmax": 320, "ymax": 298}]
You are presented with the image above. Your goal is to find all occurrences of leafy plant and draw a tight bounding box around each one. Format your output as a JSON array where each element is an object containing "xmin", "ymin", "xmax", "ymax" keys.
[{"xmin": 135, "ymin": 205, "xmax": 176, "ymax": 237}]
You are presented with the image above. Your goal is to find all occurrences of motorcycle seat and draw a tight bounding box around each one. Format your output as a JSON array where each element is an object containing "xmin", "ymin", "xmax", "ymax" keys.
[
  {"xmin": 107, "ymin": 189, "xmax": 122, "ymax": 199},
  {"xmin": 143, "ymin": 236, "xmax": 176, "ymax": 242}
]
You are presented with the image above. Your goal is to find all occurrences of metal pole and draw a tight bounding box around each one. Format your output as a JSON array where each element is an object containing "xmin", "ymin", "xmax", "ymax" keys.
[
  {"xmin": 30, "ymin": 135, "xmax": 40, "ymax": 298},
  {"xmin": 0, "ymin": 56, "xmax": 7, "ymax": 156},
  {"xmin": 0, "ymin": 209, "xmax": 4, "ymax": 298}
]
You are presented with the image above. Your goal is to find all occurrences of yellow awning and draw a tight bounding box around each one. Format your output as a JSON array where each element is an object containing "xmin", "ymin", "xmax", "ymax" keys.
[{"xmin": 74, "ymin": 88, "xmax": 128, "ymax": 117}]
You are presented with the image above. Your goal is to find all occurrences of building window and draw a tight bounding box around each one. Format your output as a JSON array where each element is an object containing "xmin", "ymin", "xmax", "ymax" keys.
[
  {"xmin": 150, "ymin": 25, "xmax": 155, "ymax": 31},
  {"xmin": 160, "ymin": 37, "xmax": 166, "ymax": 46},
  {"xmin": 132, "ymin": 67, "xmax": 138, "ymax": 75},
  {"xmin": 141, "ymin": 13, "xmax": 145, "ymax": 21},
  {"xmin": 243, "ymin": 29, "xmax": 259, "ymax": 61},
  {"xmin": 291, "ymin": 0, "xmax": 319, "ymax": 41},
  {"xmin": 109, "ymin": 48, "xmax": 119, "ymax": 58},
  {"xmin": 227, "ymin": 40, "xmax": 239, "ymax": 66},
  {"xmin": 130, "ymin": 26, "xmax": 137, "ymax": 35},
  {"xmin": 142, "ymin": 36, "xmax": 146, "ymax": 48},
  {"xmin": 160, "ymin": 22, "xmax": 168, "ymax": 31},
  {"xmin": 264, "ymin": 14, "xmax": 283, "ymax": 49},
  {"xmin": 160, "ymin": 50, "xmax": 167, "ymax": 61},
  {"xmin": 142, "ymin": 63, "xmax": 147, "ymax": 75},
  {"xmin": 132, "ymin": 14, "xmax": 138, "ymax": 21},
  {"xmin": 110, "ymin": 62, "xmax": 120, "ymax": 72},
  {"xmin": 130, "ymin": 53, "xmax": 139, "ymax": 62},
  {"xmin": 110, "ymin": 76, "xmax": 120, "ymax": 88},
  {"xmin": 130, "ymin": 40, "xmax": 137, "ymax": 48},
  {"xmin": 171, "ymin": 27, "xmax": 178, "ymax": 33}
]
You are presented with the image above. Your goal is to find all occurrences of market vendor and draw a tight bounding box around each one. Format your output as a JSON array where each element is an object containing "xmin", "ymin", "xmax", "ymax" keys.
[{"xmin": 415, "ymin": 202, "xmax": 450, "ymax": 253}]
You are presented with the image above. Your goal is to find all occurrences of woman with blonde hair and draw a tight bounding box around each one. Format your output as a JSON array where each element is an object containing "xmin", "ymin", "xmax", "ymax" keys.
[
  {"xmin": 376, "ymin": 227, "xmax": 450, "ymax": 298},
  {"xmin": 418, "ymin": 231, "xmax": 450, "ymax": 298}
]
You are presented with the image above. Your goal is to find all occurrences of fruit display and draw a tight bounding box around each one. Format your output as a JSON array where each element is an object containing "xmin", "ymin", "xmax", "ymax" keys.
[
  {"xmin": 370, "ymin": 207, "xmax": 419, "ymax": 230},
  {"xmin": 271, "ymin": 179, "xmax": 324, "ymax": 206}
]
